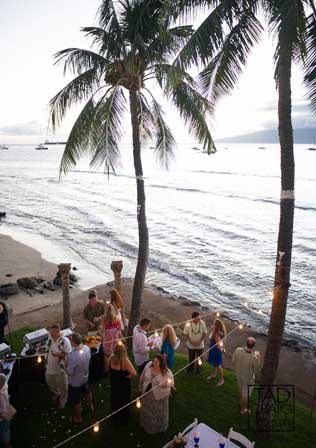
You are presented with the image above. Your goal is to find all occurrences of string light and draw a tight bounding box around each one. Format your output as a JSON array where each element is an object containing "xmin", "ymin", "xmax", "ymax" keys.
[
  {"xmin": 219, "ymin": 341, "xmax": 224, "ymax": 348},
  {"xmin": 239, "ymin": 323, "xmax": 243, "ymax": 330},
  {"xmin": 136, "ymin": 399, "xmax": 141, "ymax": 409},
  {"xmin": 216, "ymin": 312, "xmax": 220, "ymax": 317},
  {"xmin": 186, "ymin": 322, "xmax": 191, "ymax": 327},
  {"xmin": 118, "ymin": 340, "xmax": 123, "ymax": 346},
  {"xmin": 93, "ymin": 424, "xmax": 100, "ymax": 433},
  {"xmin": 258, "ymin": 309, "xmax": 263, "ymax": 315},
  {"xmin": 154, "ymin": 332, "xmax": 159, "ymax": 338},
  {"xmin": 167, "ymin": 378, "xmax": 172, "ymax": 384},
  {"xmin": 197, "ymin": 358, "xmax": 202, "ymax": 366},
  {"xmin": 37, "ymin": 356, "xmax": 42, "ymax": 363},
  {"xmin": 79, "ymin": 348, "xmax": 84, "ymax": 354}
]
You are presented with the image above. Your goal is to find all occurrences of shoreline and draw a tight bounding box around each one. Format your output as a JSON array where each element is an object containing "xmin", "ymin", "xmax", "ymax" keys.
[{"xmin": 1, "ymin": 233, "xmax": 316, "ymax": 407}]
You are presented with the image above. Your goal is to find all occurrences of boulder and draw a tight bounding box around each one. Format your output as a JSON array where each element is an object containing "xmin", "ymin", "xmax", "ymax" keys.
[
  {"xmin": 0, "ymin": 283, "xmax": 18, "ymax": 297},
  {"xmin": 17, "ymin": 277, "xmax": 38, "ymax": 289}
]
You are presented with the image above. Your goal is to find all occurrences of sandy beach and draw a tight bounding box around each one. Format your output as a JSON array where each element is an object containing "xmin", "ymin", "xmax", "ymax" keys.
[{"xmin": 1, "ymin": 233, "xmax": 315, "ymax": 408}]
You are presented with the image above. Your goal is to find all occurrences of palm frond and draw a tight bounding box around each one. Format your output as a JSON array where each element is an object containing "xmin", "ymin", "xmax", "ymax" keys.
[
  {"xmin": 154, "ymin": 63, "xmax": 197, "ymax": 92},
  {"xmin": 147, "ymin": 25, "xmax": 194, "ymax": 63},
  {"xmin": 198, "ymin": 12, "xmax": 262, "ymax": 107},
  {"xmin": 59, "ymin": 98, "xmax": 96, "ymax": 177},
  {"xmin": 137, "ymin": 92, "xmax": 155, "ymax": 141},
  {"xmin": 49, "ymin": 69, "xmax": 101, "ymax": 129},
  {"xmin": 303, "ymin": 12, "xmax": 316, "ymax": 112},
  {"xmin": 97, "ymin": 0, "xmax": 125, "ymax": 56},
  {"xmin": 81, "ymin": 26, "xmax": 123, "ymax": 60},
  {"xmin": 89, "ymin": 86, "xmax": 127, "ymax": 173},
  {"xmin": 53, "ymin": 48, "xmax": 107, "ymax": 76},
  {"xmin": 142, "ymin": 90, "xmax": 176, "ymax": 169},
  {"xmin": 168, "ymin": 80, "xmax": 216, "ymax": 154},
  {"xmin": 49, "ymin": 69, "xmax": 102, "ymax": 129},
  {"xmin": 173, "ymin": 0, "xmax": 261, "ymax": 69}
]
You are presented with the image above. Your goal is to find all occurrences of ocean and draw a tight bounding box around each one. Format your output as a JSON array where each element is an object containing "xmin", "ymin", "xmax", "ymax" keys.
[{"xmin": 0, "ymin": 142, "xmax": 315, "ymax": 348}]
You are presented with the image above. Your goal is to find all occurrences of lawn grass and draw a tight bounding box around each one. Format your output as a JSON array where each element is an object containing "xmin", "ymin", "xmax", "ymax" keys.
[{"xmin": 9, "ymin": 328, "xmax": 315, "ymax": 448}]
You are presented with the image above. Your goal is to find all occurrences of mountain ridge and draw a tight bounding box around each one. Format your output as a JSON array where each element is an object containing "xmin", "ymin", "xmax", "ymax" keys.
[{"xmin": 217, "ymin": 128, "xmax": 316, "ymax": 144}]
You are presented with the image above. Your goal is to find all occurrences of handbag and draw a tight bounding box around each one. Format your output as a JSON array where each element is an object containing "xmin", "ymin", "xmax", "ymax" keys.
[{"xmin": 3, "ymin": 404, "xmax": 17, "ymax": 421}]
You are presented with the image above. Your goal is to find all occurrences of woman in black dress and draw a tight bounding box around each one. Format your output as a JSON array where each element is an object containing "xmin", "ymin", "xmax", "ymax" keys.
[
  {"xmin": 0, "ymin": 303, "xmax": 8, "ymax": 344},
  {"xmin": 109, "ymin": 343, "xmax": 136, "ymax": 424}
]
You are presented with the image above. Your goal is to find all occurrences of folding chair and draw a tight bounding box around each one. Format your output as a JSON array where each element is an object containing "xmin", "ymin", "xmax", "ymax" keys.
[{"xmin": 228, "ymin": 427, "xmax": 255, "ymax": 448}]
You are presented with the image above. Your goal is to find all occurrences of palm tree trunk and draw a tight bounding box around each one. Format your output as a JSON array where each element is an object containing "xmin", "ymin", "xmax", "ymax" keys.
[
  {"xmin": 128, "ymin": 90, "xmax": 149, "ymax": 340},
  {"xmin": 256, "ymin": 37, "xmax": 295, "ymax": 433}
]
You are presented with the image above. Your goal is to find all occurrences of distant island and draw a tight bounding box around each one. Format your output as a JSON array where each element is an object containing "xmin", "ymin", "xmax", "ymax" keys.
[{"xmin": 217, "ymin": 128, "xmax": 316, "ymax": 144}]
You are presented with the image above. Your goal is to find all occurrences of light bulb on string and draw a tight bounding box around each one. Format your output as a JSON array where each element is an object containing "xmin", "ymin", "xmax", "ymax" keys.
[
  {"xmin": 118, "ymin": 340, "xmax": 123, "ymax": 346},
  {"xmin": 167, "ymin": 378, "xmax": 172, "ymax": 384},
  {"xmin": 154, "ymin": 332, "xmax": 159, "ymax": 338},
  {"xmin": 93, "ymin": 423, "xmax": 100, "ymax": 433},
  {"xmin": 258, "ymin": 309, "xmax": 263, "ymax": 315},
  {"xmin": 216, "ymin": 312, "xmax": 220, "ymax": 317},
  {"xmin": 79, "ymin": 348, "xmax": 84, "ymax": 354},
  {"xmin": 239, "ymin": 323, "xmax": 243, "ymax": 330},
  {"xmin": 197, "ymin": 358, "xmax": 202, "ymax": 366},
  {"xmin": 186, "ymin": 322, "xmax": 190, "ymax": 327},
  {"xmin": 136, "ymin": 399, "xmax": 141, "ymax": 409},
  {"xmin": 219, "ymin": 341, "xmax": 224, "ymax": 348},
  {"xmin": 37, "ymin": 356, "xmax": 42, "ymax": 364}
]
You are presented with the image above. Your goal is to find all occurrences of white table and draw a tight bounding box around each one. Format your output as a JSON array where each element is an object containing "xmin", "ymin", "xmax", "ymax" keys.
[{"xmin": 185, "ymin": 423, "xmax": 239, "ymax": 448}]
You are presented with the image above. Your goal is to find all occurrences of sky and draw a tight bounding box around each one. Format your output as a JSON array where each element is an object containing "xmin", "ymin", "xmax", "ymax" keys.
[{"xmin": 0, "ymin": 0, "xmax": 314, "ymax": 144}]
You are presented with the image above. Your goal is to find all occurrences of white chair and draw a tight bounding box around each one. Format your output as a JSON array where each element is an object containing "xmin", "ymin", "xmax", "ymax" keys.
[
  {"xmin": 161, "ymin": 418, "xmax": 198, "ymax": 448},
  {"xmin": 228, "ymin": 427, "xmax": 255, "ymax": 448},
  {"xmin": 179, "ymin": 417, "xmax": 198, "ymax": 437}
]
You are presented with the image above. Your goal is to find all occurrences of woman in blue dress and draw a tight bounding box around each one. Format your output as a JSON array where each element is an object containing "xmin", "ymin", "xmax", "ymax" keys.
[
  {"xmin": 160, "ymin": 324, "xmax": 177, "ymax": 370},
  {"xmin": 207, "ymin": 319, "xmax": 226, "ymax": 386}
]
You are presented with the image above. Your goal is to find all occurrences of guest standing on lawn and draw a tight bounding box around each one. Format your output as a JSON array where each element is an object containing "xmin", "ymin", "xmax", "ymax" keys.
[
  {"xmin": 0, "ymin": 373, "xmax": 12, "ymax": 448},
  {"xmin": 66, "ymin": 333, "xmax": 94, "ymax": 424},
  {"xmin": 139, "ymin": 354, "xmax": 174, "ymax": 434},
  {"xmin": 232, "ymin": 337, "xmax": 261, "ymax": 415},
  {"xmin": 45, "ymin": 324, "xmax": 72, "ymax": 408},
  {"xmin": 207, "ymin": 319, "xmax": 226, "ymax": 386},
  {"xmin": 110, "ymin": 288, "xmax": 126, "ymax": 332},
  {"xmin": 132, "ymin": 318, "xmax": 152, "ymax": 374},
  {"xmin": 83, "ymin": 290, "xmax": 105, "ymax": 333},
  {"xmin": 183, "ymin": 312, "xmax": 207, "ymax": 374},
  {"xmin": 109, "ymin": 343, "xmax": 136, "ymax": 425},
  {"xmin": 103, "ymin": 304, "xmax": 122, "ymax": 370},
  {"xmin": 160, "ymin": 324, "xmax": 177, "ymax": 370}
]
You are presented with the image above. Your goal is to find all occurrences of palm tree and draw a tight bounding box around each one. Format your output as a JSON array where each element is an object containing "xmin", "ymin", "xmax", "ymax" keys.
[
  {"xmin": 170, "ymin": 0, "xmax": 316, "ymax": 432},
  {"xmin": 49, "ymin": 0, "xmax": 216, "ymax": 336}
]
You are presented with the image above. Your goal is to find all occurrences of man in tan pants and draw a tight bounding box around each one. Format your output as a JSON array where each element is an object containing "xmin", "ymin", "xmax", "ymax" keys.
[{"xmin": 45, "ymin": 324, "xmax": 72, "ymax": 408}]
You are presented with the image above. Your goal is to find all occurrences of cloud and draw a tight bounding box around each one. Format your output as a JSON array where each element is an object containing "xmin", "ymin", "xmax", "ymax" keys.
[
  {"xmin": 0, "ymin": 120, "xmax": 43, "ymax": 136},
  {"xmin": 260, "ymin": 99, "xmax": 316, "ymax": 129}
]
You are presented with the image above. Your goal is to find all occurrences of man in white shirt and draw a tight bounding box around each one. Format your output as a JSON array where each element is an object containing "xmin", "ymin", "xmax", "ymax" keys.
[
  {"xmin": 232, "ymin": 337, "xmax": 261, "ymax": 415},
  {"xmin": 66, "ymin": 333, "xmax": 93, "ymax": 424},
  {"xmin": 183, "ymin": 311, "xmax": 207, "ymax": 374},
  {"xmin": 45, "ymin": 324, "xmax": 72, "ymax": 409},
  {"xmin": 132, "ymin": 318, "xmax": 152, "ymax": 374}
]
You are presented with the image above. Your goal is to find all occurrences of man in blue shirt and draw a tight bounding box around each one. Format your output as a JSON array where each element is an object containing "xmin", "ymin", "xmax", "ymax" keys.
[{"xmin": 66, "ymin": 333, "xmax": 94, "ymax": 424}]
